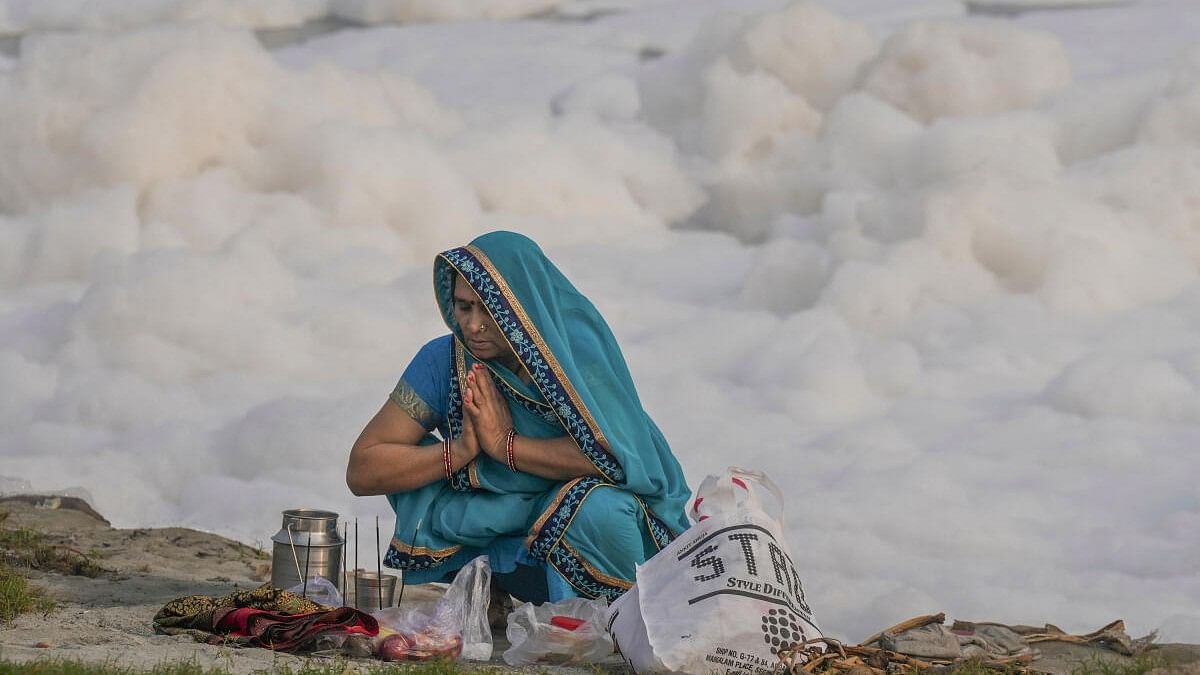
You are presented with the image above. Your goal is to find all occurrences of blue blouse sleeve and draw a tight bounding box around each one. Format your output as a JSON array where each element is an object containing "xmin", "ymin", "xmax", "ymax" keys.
[{"xmin": 389, "ymin": 335, "xmax": 452, "ymax": 432}]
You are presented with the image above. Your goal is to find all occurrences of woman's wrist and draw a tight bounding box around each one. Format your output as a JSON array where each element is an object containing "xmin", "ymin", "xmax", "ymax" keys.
[
  {"xmin": 487, "ymin": 426, "xmax": 513, "ymax": 459},
  {"xmin": 505, "ymin": 429, "xmax": 518, "ymax": 472},
  {"xmin": 441, "ymin": 438, "xmax": 454, "ymax": 481},
  {"xmin": 449, "ymin": 437, "xmax": 473, "ymax": 471}
]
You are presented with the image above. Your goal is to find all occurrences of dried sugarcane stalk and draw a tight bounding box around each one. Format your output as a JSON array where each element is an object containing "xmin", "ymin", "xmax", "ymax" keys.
[
  {"xmin": 837, "ymin": 664, "xmax": 884, "ymax": 675},
  {"xmin": 778, "ymin": 615, "xmax": 1042, "ymax": 675},
  {"xmin": 983, "ymin": 653, "xmax": 1036, "ymax": 666},
  {"xmin": 777, "ymin": 636, "xmax": 845, "ymax": 674},
  {"xmin": 860, "ymin": 613, "xmax": 947, "ymax": 647},
  {"xmin": 1025, "ymin": 619, "xmax": 1124, "ymax": 644},
  {"xmin": 779, "ymin": 636, "xmax": 938, "ymax": 675},
  {"xmin": 1025, "ymin": 619, "xmax": 1135, "ymax": 655},
  {"xmin": 851, "ymin": 645, "xmax": 934, "ymax": 667}
]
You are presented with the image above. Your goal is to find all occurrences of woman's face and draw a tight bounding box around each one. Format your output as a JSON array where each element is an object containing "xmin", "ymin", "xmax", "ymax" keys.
[{"xmin": 452, "ymin": 273, "xmax": 508, "ymax": 362}]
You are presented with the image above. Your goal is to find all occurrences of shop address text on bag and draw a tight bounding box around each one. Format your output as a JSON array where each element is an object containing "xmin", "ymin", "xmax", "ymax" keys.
[{"xmin": 607, "ymin": 467, "xmax": 822, "ymax": 675}]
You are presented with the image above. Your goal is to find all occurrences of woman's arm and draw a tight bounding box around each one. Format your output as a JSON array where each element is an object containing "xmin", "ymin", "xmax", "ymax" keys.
[
  {"xmin": 503, "ymin": 433, "xmax": 602, "ymax": 481},
  {"xmin": 346, "ymin": 401, "xmax": 479, "ymax": 496}
]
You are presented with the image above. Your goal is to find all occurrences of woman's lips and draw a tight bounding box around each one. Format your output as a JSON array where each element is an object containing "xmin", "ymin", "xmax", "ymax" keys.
[{"xmin": 468, "ymin": 339, "xmax": 491, "ymax": 350}]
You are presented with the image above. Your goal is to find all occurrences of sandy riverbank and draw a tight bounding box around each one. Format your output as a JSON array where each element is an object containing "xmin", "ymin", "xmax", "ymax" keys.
[
  {"xmin": 0, "ymin": 494, "xmax": 622, "ymax": 673},
  {"xmin": 0, "ymin": 495, "xmax": 1196, "ymax": 675}
]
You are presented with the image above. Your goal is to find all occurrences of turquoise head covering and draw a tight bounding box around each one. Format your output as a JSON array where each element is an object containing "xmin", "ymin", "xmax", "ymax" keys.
[
  {"xmin": 384, "ymin": 232, "xmax": 689, "ymax": 597},
  {"xmin": 435, "ymin": 231, "xmax": 690, "ymax": 530}
]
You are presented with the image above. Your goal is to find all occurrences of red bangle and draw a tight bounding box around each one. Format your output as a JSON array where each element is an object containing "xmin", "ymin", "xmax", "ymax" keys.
[
  {"xmin": 505, "ymin": 429, "xmax": 518, "ymax": 472},
  {"xmin": 443, "ymin": 438, "xmax": 453, "ymax": 481}
]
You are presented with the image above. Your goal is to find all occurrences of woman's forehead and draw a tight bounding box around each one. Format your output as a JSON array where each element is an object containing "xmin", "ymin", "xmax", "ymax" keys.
[{"xmin": 452, "ymin": 274, "xmax": 478, "ymax": 302}]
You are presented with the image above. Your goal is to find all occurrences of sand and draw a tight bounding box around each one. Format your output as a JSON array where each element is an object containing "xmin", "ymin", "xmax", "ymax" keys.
[
  {"xmin": 0, "ymin": 495, "xmax": 580, "ymax": 673},
  {"xmin": 0, "ymin": 495, "xmax": 1195, "ymax": 675}
]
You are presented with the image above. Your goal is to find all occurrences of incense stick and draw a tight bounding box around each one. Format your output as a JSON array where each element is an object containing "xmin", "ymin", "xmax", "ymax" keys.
[
  {"xmin": 396, "ymin": 516, "xmax": 421, "ymax": 608},
  {"xmin": 302, "ymin": 532, "xmax": 312, "ymax": 598},
  {"xmin": 354, "ymin": 518, "xmax": 359, "ymax": 610},
  {"xmin": 341, "ymin": 521, "xmax": 347, "ymax": 606},
  {"xmin": 375, "ymin": 515, "xmax": 383, "ymax": 610}
]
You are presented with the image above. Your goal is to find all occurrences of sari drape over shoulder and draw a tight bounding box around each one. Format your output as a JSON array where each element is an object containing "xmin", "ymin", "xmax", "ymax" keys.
[{"xmin": 383, "ymin": 232, "xmax": 690, "ymax": 600}]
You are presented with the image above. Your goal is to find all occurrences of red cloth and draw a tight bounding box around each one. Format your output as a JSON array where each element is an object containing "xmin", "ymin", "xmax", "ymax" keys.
[{"xmin": 212, "ymin": 606, "xmax": 378, "ymax": 651}]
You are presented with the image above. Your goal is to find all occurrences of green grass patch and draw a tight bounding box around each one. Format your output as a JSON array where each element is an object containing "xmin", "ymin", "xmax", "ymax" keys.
[
  {"xmin": 1071, "ymin": 652, "xmax": 1166, "ymax": 675},
  {"xmin": 28, "ymin": 543, "xmax": 102, "ymax": 578},
  {"xmin": 233, "ymin": 540, "xmax": 271, "ymax": 564},
  {"xmin": 0, "ymin": 527, "xmax": 43, "ymax": 552},
  {"xmin": 943, "ymin": 658, "xmax": 1031, "ymax": 675},
  {"xmin": 932, "ymin": 651, "xmax": 1170, "ymax": 675},
  {"xmin": 0, "ymin": 563, "xmax": 55, "ymax": 623},
  {"xmin": 0, "ymin": 656, "xmax": 492, "ymax": 675},
  {"xmin": 0, "ymin": 512, "xmax": 102, "ymax": 579}
]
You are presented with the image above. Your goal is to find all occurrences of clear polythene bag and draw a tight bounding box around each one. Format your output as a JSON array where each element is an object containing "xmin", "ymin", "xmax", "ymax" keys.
[
  {"xmin": 607, "ymin": 467, "xmax": 822, "ymax": 675},
  {"xmin": 503, "ymin": 597, "xmax": 614, "ymax": 666},
  {"xmin": 372, "ymin": 555, "xmax": 492, "ymax": 662},
  {"xmin": 284, "ymin": 576, "xmax": 342, "ymax": 608}
]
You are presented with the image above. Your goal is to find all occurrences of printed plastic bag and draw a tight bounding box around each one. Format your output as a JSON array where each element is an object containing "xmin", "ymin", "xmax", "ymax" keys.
[
  {"xmin": 503, "ymin": 597, "xmax": 613, "ymax": 666},
  {"xmin": 285, "ymin": 576, "xmax": 342, "ymax": 608},
  {"xmin": 371, "ymin": 555, "xmax": 493, "ymax": 662},
  {"xmin": 608, "ymin": 467, "xmax": 822, "ymax": 675}
]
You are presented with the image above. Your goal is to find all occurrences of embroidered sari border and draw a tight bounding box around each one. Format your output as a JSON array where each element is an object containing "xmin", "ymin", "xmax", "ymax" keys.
[
  {"xmin": 447, "ymin": 340, "xmax": 473, "ymax": 491},
  {"xmin": 526, "ymin": 477, "xmax": 609, "ymax": 560},
  {"xmin": 634, "ymin": 495, "xmax": 676, "ymax": 551},
  {"xmin": 389, "ymin": 380, "xmax": 437, "ymax": 431},
  {"xmin": 464, "ymin": 244, "xmax": 609, "ymax": 446},
  {"xmin": 387, "ymin": 537, "xmax": 460, "ymax": 557},
  {"xmin": 384, "ymin": 537, "xmax": 462, "ymax": 572},
  {"xmin": 525, "ymin": 478, "xmax": 584, "ymax": 551},
  {"xmin": 526, "ymin": 480, "xmax": 676, "ymax": 592},
  {"xmin": 491, "ymin": 368, "xmax": 553, "ymax": 412},
  {"xmin": 558, "ymin": 539, "xmax": 633, "ymax": 590},
  {"xmin": 548, "ymin": 539, "xmax": 632, "ymax": 601},
  {"xmin": 438, "ymin": 246, "xmax": 625, "ymax": 484}
]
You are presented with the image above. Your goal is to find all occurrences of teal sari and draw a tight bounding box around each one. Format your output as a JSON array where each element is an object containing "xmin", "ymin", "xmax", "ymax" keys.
[{"xmin": 382, "ymin": 232, "xmax": 691, "ymax": 600}]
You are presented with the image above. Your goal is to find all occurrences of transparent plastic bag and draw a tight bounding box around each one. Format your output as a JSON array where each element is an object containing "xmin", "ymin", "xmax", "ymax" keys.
[
  {"xmin": 310, "ymin": 632, "xmax": 374, "ymax": 659},
  {"xmin": 441, "ymin": 555, "xmax": 492, "ymax": 660},
  {"xmin": 371, "ymin": 598, "xmax": 464, "ymax": 662},
  {"xmin": 285, "ymin": 575, "xmax": 342, "ymax": 608},
  {"xmin": 370, "ymin": 555, "xmax": 492, "ymax": 662},
  {"xmin": 503, "ymin": 597, "xmax": 613, "ymax": 666}
]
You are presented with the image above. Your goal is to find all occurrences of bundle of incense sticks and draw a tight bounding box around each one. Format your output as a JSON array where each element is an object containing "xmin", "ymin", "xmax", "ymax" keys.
[{"xmin": 375, "ymin": 515, "xmax": 383, "ymax": 610}]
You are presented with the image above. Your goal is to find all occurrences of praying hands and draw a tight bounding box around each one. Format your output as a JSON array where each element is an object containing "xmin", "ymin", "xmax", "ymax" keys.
[{"xmin": 463, "ymin": 363, "xmax": 515, "ymax": 463}]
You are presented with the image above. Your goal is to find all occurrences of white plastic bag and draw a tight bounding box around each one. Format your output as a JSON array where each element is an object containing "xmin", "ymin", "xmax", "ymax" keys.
[
  {"xmin": 503, "ymin": 597, "xmax": 613, "ymax": 666},
  {"xmin": 608, "ymin": 467, "xmax": 822, "ymax": 675},
  {"xmin": 285, "ymin": 575, "xmax": 342, "ymax": 608},
  {"xmin": 370, "ymin": 555, "xmax": 493, "ymax": 662},
  {"xmin": 691, "ymin": 467, "xmax": 785, "ymax": 525}
]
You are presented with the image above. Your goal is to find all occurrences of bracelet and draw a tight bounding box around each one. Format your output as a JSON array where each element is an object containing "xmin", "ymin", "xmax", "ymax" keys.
[
  {"xmin": 442, "ymin": 438, "xmax": 453, "ymax": 481},
  {"xmin": 491, "ymin": 427, "xmax": 514, "ymax": 465},
  {"xmin": 505, "ymin": 428, "xmax": 518, "ymax": 472}
]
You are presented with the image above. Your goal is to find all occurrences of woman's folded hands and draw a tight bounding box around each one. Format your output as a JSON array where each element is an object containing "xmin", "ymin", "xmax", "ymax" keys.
[{"xmin": 463, "ymin": 364, "xmax": 514, "ymax": 462}]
